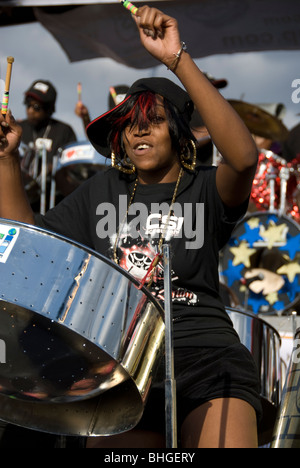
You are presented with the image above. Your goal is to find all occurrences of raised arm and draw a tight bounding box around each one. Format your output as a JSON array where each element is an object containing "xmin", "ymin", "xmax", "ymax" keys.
[
  {"xmin": 74, "ymin": 101, "xmax": 91, "ymax": 131},
  {"xmin": 133, "ymin": 6, "xmax": 258, "ymax": 207},
  {"xmin": 0, "ymin": 110, "xmax": 35, "ymax": 223}
]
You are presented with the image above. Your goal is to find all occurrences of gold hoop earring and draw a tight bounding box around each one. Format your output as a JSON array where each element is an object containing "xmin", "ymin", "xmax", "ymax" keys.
[
  {"xmin": 180, "ymin": 140, "xmax": 197, "ymax": 171},
  {"xmin": 111, "ymin": 151, "xmax": 136, "ymax": 174}
]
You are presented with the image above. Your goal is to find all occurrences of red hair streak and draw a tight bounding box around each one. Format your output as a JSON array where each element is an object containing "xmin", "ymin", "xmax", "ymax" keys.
[{"xmin": 111, "ymin": 92, "xmax": 159, "ymax": 154}]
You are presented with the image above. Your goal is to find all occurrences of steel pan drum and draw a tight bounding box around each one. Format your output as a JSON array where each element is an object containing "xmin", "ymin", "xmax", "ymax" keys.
[
  {"xmin": 0, "ymin": 219, "xmax": 165, "ymax": 436},
  {"xmin": 55, "ymin": 142, "xmax": 109, "ymax": 196},
  {"xmin": 286, "ymin": 157, "xmax": 300, "ymax": 222},
  {"xmin": 250, "ymin": 150, "xmax": 300, "ymax": 222},
  {"xmin": 221, "ymin": 212, "xmax": 300, "ymax": 315},
  {"xmin": 271, "ymin": 328, "xmax": 300, "ymax": 448},
  {"xmin": 226, "ymin": 307, "xmax": 282, "ymax": 445},
  {"xmin": 250, "ymin": 150, "xmax": 286, "ymax": 213}
]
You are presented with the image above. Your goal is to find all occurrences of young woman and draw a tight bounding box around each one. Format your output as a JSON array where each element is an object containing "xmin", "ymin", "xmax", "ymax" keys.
[{"xmin": 0, "ymin": 6, "xmax": 260, "ymax": 448}]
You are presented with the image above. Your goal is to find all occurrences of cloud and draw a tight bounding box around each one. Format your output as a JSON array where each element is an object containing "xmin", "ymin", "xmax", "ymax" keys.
[{"xmin": 1, "ymin": 21, "xmax": 300, "ymax": 147}]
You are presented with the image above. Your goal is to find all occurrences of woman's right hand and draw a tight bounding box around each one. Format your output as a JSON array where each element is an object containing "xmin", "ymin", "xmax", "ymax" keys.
[
  {"xmin": 0, "ymin": 110, "xmax": 22, "ymax": 159},
  {"xmin": 133, "ymin": 6, "xmax": 182, "ymax": 71}
]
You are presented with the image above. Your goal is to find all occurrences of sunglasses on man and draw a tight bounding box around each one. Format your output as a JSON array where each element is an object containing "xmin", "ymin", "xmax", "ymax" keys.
[{"xmin": 26, "ymin": 102, "xmax": 44, "ymax": 112}]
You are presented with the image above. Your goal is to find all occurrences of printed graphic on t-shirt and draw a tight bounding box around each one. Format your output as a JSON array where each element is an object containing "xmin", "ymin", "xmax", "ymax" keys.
[{"xmin": 110, "ymin": 213, "xmax": 199, "ymax": 306}]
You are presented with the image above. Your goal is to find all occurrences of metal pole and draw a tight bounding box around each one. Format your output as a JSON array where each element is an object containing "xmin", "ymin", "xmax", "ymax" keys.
[
  {"xmin": 32, "ymin": 146, "xmax": 39, "ymax": 180},
  {"xmin": 271, "ymin": 328, "xmax": 300, "ymax": 448},
  {"xmin": 163, "ymin": 244, "xmax": 177, "ymax": 448},
  {"xmin": 40, "ymin": 145, "xmax": 47, "ymax": 215},
  {"xmin": 49, "ymin": 154, "xmax": 59, "ymax": 209},
  {"xmin": 279, "ymin": 166, "xmax": 290, "ymax": 215},
  {"xmin": 267, "ymin": 166, "xmax": 277, "ymax": 212}
]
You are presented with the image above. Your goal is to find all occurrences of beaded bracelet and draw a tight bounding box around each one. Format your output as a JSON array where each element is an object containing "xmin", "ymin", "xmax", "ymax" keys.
[{"xmin": 167, "ymin": 41, "xmax": 187, "ymax": 71}]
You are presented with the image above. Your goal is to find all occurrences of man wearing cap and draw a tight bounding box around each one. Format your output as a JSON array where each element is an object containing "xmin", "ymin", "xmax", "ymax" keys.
[
  {"xmin": 20, "ymin": 80, "xmax": 77, "ymax": 168},
  {"xmin": 19, "ymin": 80, "xmax": 77, "ymax": 210}
]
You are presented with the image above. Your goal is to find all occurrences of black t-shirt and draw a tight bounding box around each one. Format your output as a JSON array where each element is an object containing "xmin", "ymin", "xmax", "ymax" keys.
[
  {"xmin": 35, "ymin": 165, "xmax": 248, "ymax": 347},
  {"xmin": 20, "ymin": 117, "xmax": 77, "ymax": 162}
]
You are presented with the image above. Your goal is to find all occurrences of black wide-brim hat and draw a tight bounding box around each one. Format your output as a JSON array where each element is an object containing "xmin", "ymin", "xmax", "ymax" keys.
[{"xmin": 86, "ymin": 77, "xmax": 194, "ymax": 157}]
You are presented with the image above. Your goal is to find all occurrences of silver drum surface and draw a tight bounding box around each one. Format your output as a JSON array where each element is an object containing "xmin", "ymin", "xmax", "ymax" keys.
[
  {"xmin": 226, "ymin": 307, "xmax": 282, "ymax": 445},
  {"xmin": 0, "ymin": 219, "xmax": 165, "ymax": 436},
  {"xmin": 271, "ymin": 328, "xmax": 300, "ymax": 448}
]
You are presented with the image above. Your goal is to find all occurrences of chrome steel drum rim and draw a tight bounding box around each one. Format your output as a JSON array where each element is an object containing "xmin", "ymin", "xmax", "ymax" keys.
[
  {"xmin": 226, "ymin": 307, "xmax": 282, "ymax": 445},
  {"xmin": 55, "ymin": 142, "xmax": 109, "ymax": 182},
  {"xmin": 56, "ymin": 142, "xmax": 109, "ymax": 170},
  {"xmin": 271, "ymin": 327, "xmax": 300, "ymax": 448},
  {"xmin": 0, "ymin": 219, "xmax": 165, "ymax": 436}
]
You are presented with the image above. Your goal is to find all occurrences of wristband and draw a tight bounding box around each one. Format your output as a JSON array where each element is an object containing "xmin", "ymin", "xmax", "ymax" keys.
[{"xmin": 167, "ymin": 42, "xmax": 187, "ymax": 71}]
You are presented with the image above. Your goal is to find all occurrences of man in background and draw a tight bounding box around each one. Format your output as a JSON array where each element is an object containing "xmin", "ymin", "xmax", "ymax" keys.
[{"xmin": 19, "ymin": 79, "xmax": 77, "ymax": 211}]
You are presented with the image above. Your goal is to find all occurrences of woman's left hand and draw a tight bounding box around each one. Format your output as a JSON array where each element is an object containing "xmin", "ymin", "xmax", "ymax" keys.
[{"xmin": 132, "ymin": 6, "xmax": 182, "ymax": 70}]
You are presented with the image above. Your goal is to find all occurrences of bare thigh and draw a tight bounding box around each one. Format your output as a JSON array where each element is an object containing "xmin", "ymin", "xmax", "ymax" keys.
[
  {"xmin": 86, "ymin": 398, "xmax": 258, "ymax": 448},
  {"xmin": 181, "ymin": 397, "xmax": 258, "ymax": 448}
]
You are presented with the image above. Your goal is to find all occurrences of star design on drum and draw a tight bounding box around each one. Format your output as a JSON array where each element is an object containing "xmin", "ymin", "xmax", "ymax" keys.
[
  {"xmin": 239, "ymin": 221, "xmax": 263, "ymax": 247},
  {"xmin": 271, "ymin": 299, "xmax": 285, "ymax": 312},
  {"xmin": 229, "ymin": 240, "xmax": 256, "ymax": 268},
  {"xmin": 259, "ymin": 221, "xmax": 288, "ymax": 249},
  {"xmin": 247, "ymin": 217, "xmax": 260, "ymax": 229},
  {"xmin": 279, "ymin": 233, "xmax": 300, "ymax": 261},
  {"xmin": 284, "ymin": 276, "xmax": 300, "ymax": 302},
  {"xmin": 277, "ymin": 261, "xmax": 300, "ymax": 283},
  {"xmin": 221, "ymin": 260, "xmax": 244, "ymax": 287},
  {"xmin": 247, "ymin": 292, "xmax": 270, "ymax": 314},
  {"xmin": 265, "ymin": 291, "xmax": 279, "ymax": 305}
]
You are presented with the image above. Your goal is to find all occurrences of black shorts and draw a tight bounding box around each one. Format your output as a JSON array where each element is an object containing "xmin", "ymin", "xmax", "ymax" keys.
[{"xmin": 136, "ymin": 342, "xmax": 263, "ymax": 435}]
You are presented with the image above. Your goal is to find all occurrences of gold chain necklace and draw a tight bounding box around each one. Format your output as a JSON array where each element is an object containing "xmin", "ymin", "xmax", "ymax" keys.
[{"xmin": 113, "ymin": 168, "xmax": 184, "ymax": 288}]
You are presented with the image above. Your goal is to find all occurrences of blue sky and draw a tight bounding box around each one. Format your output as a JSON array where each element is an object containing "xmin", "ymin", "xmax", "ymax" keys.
[{"xmin": 1, "ymin": 20, "xmax": 300, "ymax": 144}]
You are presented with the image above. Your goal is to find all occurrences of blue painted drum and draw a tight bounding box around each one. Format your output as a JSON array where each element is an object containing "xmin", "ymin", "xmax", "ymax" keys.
[{"xmin": 221, "ymin": 211, "xmax": 300, "ymax": 315}]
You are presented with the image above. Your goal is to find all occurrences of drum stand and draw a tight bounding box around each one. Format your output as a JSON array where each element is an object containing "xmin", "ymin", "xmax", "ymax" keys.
[
  {"xmin": 30, "ymin": 144, "xmax": 49, "ymax": 215},
  {"xmin": 163, "ymin": 244, "xmax": 177, "ymax": 448},
  {"xmin": 40, "ymin": 145, "xmax": 47, "ymax": 215},
  {"xmin": 30, "ymin": 143, "xmax": 63, "ymax": 213},
  {"xmin": 49, "ymin": 154, "xmax": 59, "ymax": 209},
  {"xmin": 266, "ymin": 165, "xmax": 277, "ymax": 213},
  {"xmin": 279, "ymin": 166, "xmax": 290, "ymax": 216}
]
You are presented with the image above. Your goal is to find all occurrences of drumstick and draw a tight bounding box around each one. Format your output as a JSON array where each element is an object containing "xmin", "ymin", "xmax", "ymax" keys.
[
  {"xmin": 120, "ymin": 1, "xmax": 156, "ymax": 38},
  {"xmin": 109, "ymin": 86, "xmax": 118, "ymax": 106},
  {"xmin": 77, "ymin": 82, "xmax": 82, "ymax": 103},
  {"xmin": 1, "ymin": 56, "xmax": 14, "ymax": 116},
  {"xmin": 120, "ymin": 0, "xmax": 138, "ymax": 15}
]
